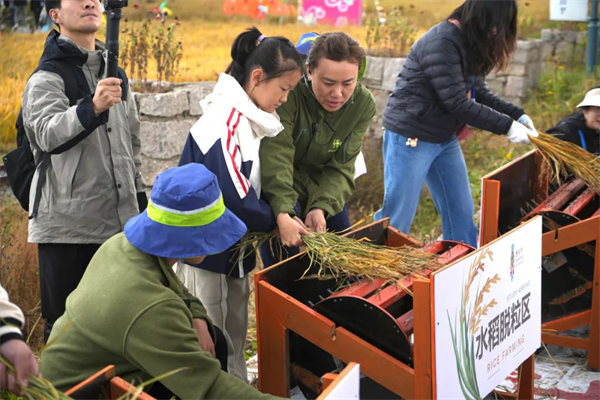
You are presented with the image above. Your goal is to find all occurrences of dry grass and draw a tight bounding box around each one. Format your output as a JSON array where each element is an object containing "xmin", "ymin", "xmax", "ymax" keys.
[
  {"xmin": 0, "ymin": 198, "xmax": 43, "ymax": 352},
  {"xmin": 530, "ymin": 130, "xmax": 600, "ymax": 192}
]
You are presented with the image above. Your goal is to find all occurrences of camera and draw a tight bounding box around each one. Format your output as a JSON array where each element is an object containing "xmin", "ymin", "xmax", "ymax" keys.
[{"xmin": 104, "ymin": 0, "xmax": 128, "ymax": 9}]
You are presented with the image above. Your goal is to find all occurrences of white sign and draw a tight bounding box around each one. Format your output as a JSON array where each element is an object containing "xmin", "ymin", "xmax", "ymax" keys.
[
  {"xmin": 320, "ymin": 363, "xmax": 360, "ymax": 400},
  {"xmin": 550, "ymin": 0, "xmax": 589, "ymax": 22},
  {"xmin": 433, "ymin": 217, "xmax": 542, "ymax": 400}
]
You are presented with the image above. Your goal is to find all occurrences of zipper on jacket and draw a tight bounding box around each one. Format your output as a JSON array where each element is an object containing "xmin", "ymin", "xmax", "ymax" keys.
[
  {"xmin": 342, "ymin": 136, "xmax": 350, "ymax": 163},
  {"xmin": 294, "ymin": 127, "xmax": 307, "ymax": 145}
]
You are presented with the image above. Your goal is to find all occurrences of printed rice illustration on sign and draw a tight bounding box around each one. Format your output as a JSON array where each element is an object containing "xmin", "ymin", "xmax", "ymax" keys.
[{"xmin": 447, "ymin": 248, "xmax": 499, "ymax": 400}]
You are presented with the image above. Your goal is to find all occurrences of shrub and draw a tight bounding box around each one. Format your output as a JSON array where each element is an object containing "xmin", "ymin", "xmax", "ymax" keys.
[
  {"xmin": 365, "ymin": 7, "xmax": 418, "ymax": 58},
  {"xmin": 120, "ymin": 17, "xmax": 184, "ymax": 91},
  {"xmin": 523, "ymin": 65, "xmax": 599, "ymax": 131}
]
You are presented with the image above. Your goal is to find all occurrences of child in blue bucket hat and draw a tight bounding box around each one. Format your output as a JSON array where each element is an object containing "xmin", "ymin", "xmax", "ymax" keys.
[{"xmin": 40, "ymin": 164, "xmax": 283, "ymax": 400}]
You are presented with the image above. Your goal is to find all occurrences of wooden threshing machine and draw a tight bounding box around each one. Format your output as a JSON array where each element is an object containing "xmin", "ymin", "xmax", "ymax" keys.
[
  {"xmin": 480, "ymin": 149, "xmax": 599, "ymax": 370},
  {"xmin": 254, "ymin": 220, "xmax": 533, "ymax": 399}
]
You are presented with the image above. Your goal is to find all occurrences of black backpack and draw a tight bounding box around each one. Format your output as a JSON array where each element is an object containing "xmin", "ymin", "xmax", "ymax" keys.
[{"xmin": 2, "ymin": 60, "xmax": 128, "ymax": 219}]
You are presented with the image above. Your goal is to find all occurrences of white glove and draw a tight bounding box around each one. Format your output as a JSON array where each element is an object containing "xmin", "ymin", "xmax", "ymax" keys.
[
  {"xmin": 517, "ymin": 114, "xmax": 536, "ymax": 132},
  {"xmin": 507, "ymin": 121, "xmax": 538, "ymax": 145}
]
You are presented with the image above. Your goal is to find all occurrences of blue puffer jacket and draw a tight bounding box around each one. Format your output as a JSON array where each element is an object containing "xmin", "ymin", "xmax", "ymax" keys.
[{"xmin": 383, "ymin": 20, "xmax": 525, "ymax": 143}]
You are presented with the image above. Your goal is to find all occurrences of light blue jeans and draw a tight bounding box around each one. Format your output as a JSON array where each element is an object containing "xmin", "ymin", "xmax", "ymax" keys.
[{"xmin": 374, "ymin": 129, "xmax": 478, "ymax": 247}]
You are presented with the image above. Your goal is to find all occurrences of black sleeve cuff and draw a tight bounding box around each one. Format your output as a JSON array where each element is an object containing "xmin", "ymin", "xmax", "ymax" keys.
[
  {"xmin": 510, "ymin": 108, "xmax": 526, "ymax": 121},
  {"xmin": 137, "ymin": 192, "xmax": 148, "ymax": 213},
  {"xmin": 76, "ymin": 94, "xmax": 108, "ymax": 132},
  {"xmin": 0, "ymin": 332, "xmax": 24, "ymax": 345}
]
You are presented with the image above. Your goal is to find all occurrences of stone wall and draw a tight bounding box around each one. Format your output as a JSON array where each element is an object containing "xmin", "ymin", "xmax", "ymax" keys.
[
  {"xmin": 137, "ymin": 29, "xmax": 593, "ymax": 185},
  {"xmin": 135, "ymin": 82, "xmax": 215, "ymax": 185}
]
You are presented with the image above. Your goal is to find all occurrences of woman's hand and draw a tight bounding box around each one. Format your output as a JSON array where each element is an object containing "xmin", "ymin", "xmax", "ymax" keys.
[
  {"xmin": 507, "ymin": 121, "xmax": 538, "ymax": 145},
  {"xmin": 277, "ymin": 213, "xmax": 311, "ymax": 247},
  {"xmin": 193, "ymin": 318, "xmax": 215, "ymax": 358},
  {"xmin": 517, "ymin": 114, "xmax": 536, "ymax": 132},
  {"xmin": 305, "ymin": 209, "xmax": 326, "ymax": 233}
]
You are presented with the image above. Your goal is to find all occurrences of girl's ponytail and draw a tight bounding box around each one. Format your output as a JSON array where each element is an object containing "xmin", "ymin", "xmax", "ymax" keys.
[
  {"xmin": 225, "ymin": 27, "xmax": 304, "ymax": 87},
  {"xmin": 226, "ymin": 27, "xmax": 264, "ymax": 84}
]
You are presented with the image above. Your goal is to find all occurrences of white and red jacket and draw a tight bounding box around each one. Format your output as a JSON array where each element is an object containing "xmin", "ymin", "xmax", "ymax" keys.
[
  {"xmin": 179, "ymin": 73, "xmax": 283, "ymax": 277},
  {"xmin": 0, "ymin": 285, "xmax": 25, "ymax": 344}
]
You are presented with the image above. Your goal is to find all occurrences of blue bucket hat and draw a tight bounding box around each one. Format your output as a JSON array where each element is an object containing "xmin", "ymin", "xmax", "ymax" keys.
[
  {"xmin": 124, "ymin": 164, "xmax": 247, "ymax": 259},
  {"xmin": 296, "ymin": 32, "xmax": 319, "ymax": 56}
]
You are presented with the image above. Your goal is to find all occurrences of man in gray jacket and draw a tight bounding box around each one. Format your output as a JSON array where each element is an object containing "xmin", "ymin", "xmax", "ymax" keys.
[{"xmin": 22, "ymin": 0, "xmax": 146, "ymax": 341}]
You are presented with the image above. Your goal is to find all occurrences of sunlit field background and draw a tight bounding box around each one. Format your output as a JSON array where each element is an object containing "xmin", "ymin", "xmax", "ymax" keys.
[{"xmin": 0, "ymin": 0, "xmax": 576, "ymax": 149}]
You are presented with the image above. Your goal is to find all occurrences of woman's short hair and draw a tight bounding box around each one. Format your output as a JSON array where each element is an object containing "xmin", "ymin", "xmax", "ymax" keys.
[{"xmin": 307, "ymin": 32, "xmax": 364, "ymax": 74}]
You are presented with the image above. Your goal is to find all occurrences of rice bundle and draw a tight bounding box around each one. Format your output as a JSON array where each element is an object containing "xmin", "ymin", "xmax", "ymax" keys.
[
  {"xmin": 301, "ymin": 232, "xmax": 439, "ymax": 287},
  {"xmin": 0, "ymin": 355, "xmax": 72, "ymax": 399},
  {"xmin": 530, "ymin": 130, "xmax": 600, "ymax": 193}
]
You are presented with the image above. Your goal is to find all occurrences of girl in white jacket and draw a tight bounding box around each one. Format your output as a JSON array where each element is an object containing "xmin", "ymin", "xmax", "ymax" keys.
[{"xmin": 178, "ymin": 27, "xmax": 307, "ymax": 380}]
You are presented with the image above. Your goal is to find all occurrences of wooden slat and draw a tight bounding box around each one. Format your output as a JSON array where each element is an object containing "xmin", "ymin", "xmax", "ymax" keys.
[
  {"xmin": 542, "ymin": 216, "xmax": 599, "ymax": 256},
  {"xmin": 387, "ymin": 226, "xmax": 422, "ymax": 247},
  {"xmin": 109, "ymin": 377, "xmax": 155, "ymax": 400},
  {"xmin": 480, "ymin": 179, "xmax": 501, "ymax": 246},
  {"xmin": 541, "ymin": 310, "xmax": 591, "ymax": 332},
  {"xmin": 541, "ymin": 333, "xmax": 590, "ymax": 350},
  {"xmin": 588, "ymin": 239, "xmax": 600, "ymax": 370},
  {"xmin": 517, "ymin": 356, "xmax": 535, "ymax": 400},
  {"xmin": 413, "ymin": 280, "xmax": 433, "ymax": 399},
  {"xmin": 65, "ymin": 365, "xmax": 115, "ymax": 398}
]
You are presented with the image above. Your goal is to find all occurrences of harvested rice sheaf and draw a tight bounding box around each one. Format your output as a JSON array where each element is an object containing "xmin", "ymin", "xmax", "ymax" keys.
[
  {"xmin": 530, "ymin": 131, "xmax": 600, "ymax": 193},
  {"xmin": 301, "ymin": 232, "xmax": 440, "ymax": 285},
  {"xmin": 234, "ymin": 231, "xmax": 440, "ymax": 286}
]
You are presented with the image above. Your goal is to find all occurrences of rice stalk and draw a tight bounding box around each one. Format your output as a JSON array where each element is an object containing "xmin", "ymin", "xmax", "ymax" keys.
[
  {"xmin": 233, "ymin": 229, "xmax": 439, "ymax": 288},
  {"xmin": 530, "ymin": 130, "xmax": 600, "ymax": 193},
  {"xmin": 0, "ymin": 355, "xmax": 73, "ymax": 400},
  {"xmin": 300, "ymin": 232, "xmax": 439, "ymax": 286}
]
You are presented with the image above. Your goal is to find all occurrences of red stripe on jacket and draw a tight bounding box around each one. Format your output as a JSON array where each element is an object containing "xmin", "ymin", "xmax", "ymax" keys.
[{"xmin": 226, "ymin": 109, "xmax": 249, "ymax": 195}]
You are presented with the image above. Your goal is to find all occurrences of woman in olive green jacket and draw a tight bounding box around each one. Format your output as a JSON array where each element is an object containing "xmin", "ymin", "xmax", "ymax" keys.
[{"xmin": 260, "ymin": 32, "xmax": 376, "ymax": 266}]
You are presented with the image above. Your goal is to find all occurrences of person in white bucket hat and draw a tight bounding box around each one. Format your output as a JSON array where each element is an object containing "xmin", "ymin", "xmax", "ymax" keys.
[{"xmin": 548, "ymin": 86, "xmax": 600, "ymax": 155}]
